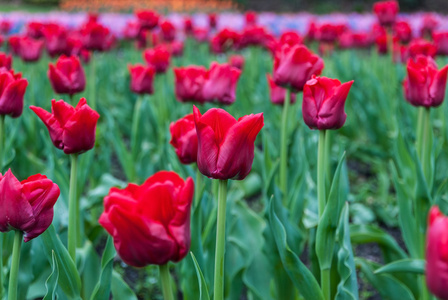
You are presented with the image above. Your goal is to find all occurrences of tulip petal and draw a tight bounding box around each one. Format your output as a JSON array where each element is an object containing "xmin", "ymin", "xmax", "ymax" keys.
[
  {"xmin": 429, "ymin": 65, "xmax": 448, "ymax": 107},
  {"xmin": 0, "ymin": 78, "xmax": 27, "ymax": 118},
  {"xmin": 30, "ymin": 105, "xmax": 64, "ymax": 150},
  {"xmin": 52, "ymin": 99, "xmax": 75, "ymax": 127},
  {"xmin": 48, "ymin": 63, "xmax": 71, "ymax": 94},
  {"xmin": 317, "ymin": 80, "xmax": 353, "ymax": 129}
]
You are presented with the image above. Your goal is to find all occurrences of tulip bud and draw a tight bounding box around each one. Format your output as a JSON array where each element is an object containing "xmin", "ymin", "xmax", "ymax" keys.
[
  {"xmin": 17, "ymin": 37, "xmax": 44, "ymax": 62},
  {"xmin": 193, "ymin": 105, "xmax": 264, "ymax": 180},
  {"xmin": 173, "ymin": 66, "xmax": 207, "ymax": 103},
  {"xmin": 160, "ymin": 20, "xmax": 176, "ymax": 42},
  {"xmin": 302, "ymin": 76, "xmax": 354, "ymax": 130},
  {"xmin": 136, "ymin": 10, "xmax": 159, "ymax": 31},
  {"xmin": 170, "ymin": 114, "xmax": 198, "ymax": 164},
  {"xmin": 373, "ymin": 0, "xmax": 399, "ymax": 27},
  {"xmin": 48, "ymin": 55, "xmax": 86, "ymax": 96},
  {"xmin": 0, "ymin": 169, "xmax": 60, "ymax": 242},
  {"xmin": 99, "ymin": 171, "xmax": 194, "ymax": 267},
  {"xmin": 128, "ymin": 64, "xmax": 155, "ymax": 95},
  {"xmin": 0, "ymin": 53, "xmax": 12, "ymax": 70},
  {"xmin": 143, "ymin": 45, "xmax": 171, "ymax": 73},
  {"xmin": 0, "ymin": 68, "xmax": 28, "ymax": 118},
  {"xmin": 202, "ymin": 62, "xmax": 241, "ymax": 105},
  {"xmin": 266, "ymin": 74, "xmax": 296, "ymax": 106},
  {"xmin": 30, "ymin": 98, "xmax": 100, "ymax": 154}
]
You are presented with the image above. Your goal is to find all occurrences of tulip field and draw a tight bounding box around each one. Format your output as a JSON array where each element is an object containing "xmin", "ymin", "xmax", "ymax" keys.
[{"xmin": 1, "ymin": 1, "xmax": 448, "ymax": 299}]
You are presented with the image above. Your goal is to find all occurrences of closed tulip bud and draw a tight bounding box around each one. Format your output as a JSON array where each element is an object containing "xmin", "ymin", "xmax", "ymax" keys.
[
  {"xmin": 0, "ymin": 53, "xmax": 12, "ymax": 70},
  {"xmin": 48, "ymin": 55, "xmax": 86, "ymax": 96},
  {"xmin": 193, "ymin": 105, "xmax": 264, "ymax": 180},
  {"xmin": 266, "ymin": 74, "xmax": 296, "ymax": 105},
  {"xmin": 173, "ymin": 66, "xmax": 207, "ymax": 103},
  {"xmin": 160, "ymin": 20, "xmax": 176, "ymax": 42},
  {"xmin": 273, "ymin": 44, "xmax": 324, "ymax": 92},
  {"xmin": 0, "ymin": 68, "xmax": 28, "ymax": 118},
  {"xmin": 170, "ymin": 114, "xmax": 198, "ymax": 164},
  {"xmin": 373, "ymin": 0, "xmax": 399, "ymax": 27},
  {"xmin": 403, "ymin": 55, "xmax": 448, "ymax": 108},
  {"xmin": 18, "ymin": 37, "xmax": 44, "ymax": 62},
  {"xmin": 302, "ymin": 75, "xmax": 354, "ymax": 130},
  {"xmin": 143, "ymin": 45, "xmax": 171, "ymax": 73},
  {"xmin": 426, "ymin": 206, "xmax": 448, "ymax": 300},
  {"xmin": 99, "ymin": 171, "xmax": 194, "ymax": 267},
  {"xmin": 202, "ymin": 62, "xmax": 241, "ymax": 105},
  {"xmin": 30, "ymin": 98, "xmax": 100, "ymax": 154},
  {"xmin": 128, "ymin": 64, "xmax": 155, "ymax": 95},
  {"xmin": 0, "ymin": 169, "xmax": 60, "ymax": 242}
]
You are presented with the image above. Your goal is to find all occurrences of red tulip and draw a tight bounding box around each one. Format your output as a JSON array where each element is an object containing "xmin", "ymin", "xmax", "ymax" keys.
[
  {"xmin": 122, "ymin": 21, "xmax": 140, "ymax": 40},
  {"xmin": 229, "ymin": 55, "xmax": 244, "ymax": 70},
  {"xmin": 420, "ymin": 14, "xmax": 438, "ymax": 38},
  {"xmin": 394, "ymin": 21, "xmax": 412, "ymax": 44},
  {"xmin": 0, "ymin": 20, "xmax": 11, "ymax": 35},
  {"xmin": 99, "ymin": 171, "xmax": 194, "ymax": 267},
  {"xmin": 17, "ymin": 37, "xmax": 44, "ymax": 62},
  {"xmin": 160, "ymin": 20, "xmax": 176, "ymax": 42},
  {"xmin": 173, "ymin": 66, "xmax": 207, "ymax": 103},
  {"xmin": 209, "ymin": 13, "xmax": 217, "ymax": 29},
  {"xmin": 43, "ymin": 23, "xmax": 69, "ymax": 57},
  {"xmin": 167, "ymin": 41, "xmax": 183, "ymax": 57},
  {"xmin": 373, "ymin": 0, "xmax": 399, "ymax": 27},
  {"xmin": 306, "ymin": 21, "xmax": 318, "ymax": 42},
  {"xmin": 184, "ymin": 18, "xmax": 194, "ymax": 35},
  {"xmin": 273, "ymin": 44, "xmax": 324, "ymax": 91},
  {"xmin": 279, "ymin": 31, "xmax": 303, "ymax": 47},
  {"xmin": 0, "ymin": 68, "xmax": 28, "ymax": 118},
  {"xmin": 375, "ymin": 33, "xmax": 388, "ymax": 54},
  {"xmin": 266, "ymin": 74, "xmax": 296, "ymax": 106},
  {"xmin": 403, "ymin": 55, "xmax": 448, "ymax": 108},
  {"xmin": 143, "ymin": 45, "xmax": 171, "ymax": 73},
  {"xmin": 426, "ymin": 206, "xmax": 448, "ymax": 300},
  {"xmin": 0, "ymin": 169, "xmax": 60, "ymax": 242},
  {"xmin": 193, "ymin": 28, "xmax": 208, "ymax": 42},
  {"xmin": 8, "ymin": 35, "xmax": 20, "ymax": 56},
  {"xmin": 238, "ymin": 26, "xmax": 270, "ymax": 48},
  {"xmin": 30, "ymin": 98, "xmax": 100, "ymax": 154},
  {"xmin": 136, "ymin": 10, "xmax": 159, "ymax": 30},
  {"xmin": 302, "ymin": 75, "xmax": 354, "ymax": 130},
  {"xmin": 48, "ymin": 55, "xmax": 86, "ymax": 96},
  {"xmin": 170, "ymin": 114, "xmax": 198, "ymax": 164},
  {"xmin": 352, "ymin": 32, "xmax": 373, "ymax": 48},
  {"xmin": 136, "ymin": 29, "xmax": 158, "ymax": 50},
  {"xmin": 433, "ymin": 32, "xmax": 448, "ymax": 56},
  {"xmin": 128, "ymin": 64, "xmax": 155, "ymax": 95},
  {"xmin": 317, "ymin": 23, "xmax": 340, "ymax": 43},
  {"xmin": 193, "ymin": 106, "xmax": 264, "ymax": 180},
  {"xmin": 210, "ymin": 29, "xmax": 240, "ymax": 53},
  {"xmin": 26, "ymin": 22, "xmax": 44, "ymax": 39},
  {"xmin": 202, "ymin": 62, "xmax": 241, "ymax": 105},
  {"xmin": 0, "ymin": 53, "xmax": 12, "ymax": 70},
  {"xmin": 407, "ymin": 38, "xmax": 437, "ymax": 59},
  {"xmin": 81, "ymin": 21, "xmax": 114, "ymax": 51},
  {"xmin": 245, "ymin": 11, "xmax": 257, "ymax": 26}
]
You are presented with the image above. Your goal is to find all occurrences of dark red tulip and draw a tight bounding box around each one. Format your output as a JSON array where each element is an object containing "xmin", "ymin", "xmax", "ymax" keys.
[
  {"xmin": 266, "ymin": 74, "xmax": 296, "ymax": 105},
  {"xmin": 403, "ymin": 55, "xmax": 448, "ymax": 108},
  {"xmin": 30, "ymin": 98, "xmax": 100, "ymax": 154},
  {"xmin": 143, "ymin": 45, "xmax": 171, "ymax": 73},
  {"xmin": 279, "ymin": 31, "xmax": 303, "ymax": 47},
  {"xmin": 317, "ymin": 23, "xmax": 340, "ymax": 43},
  {"xmin": 99, "ymin": 171, "xmax": 194, "ymax": 267},
  {"xmin": 238, "ymin": 26, "xmax": 270, "ymax": 49},
  {"xmin": 229, "ymin": 55, "xmax": 244, "ymax": 70},
  {"xmin": 128, "ymin": 64, "xmax": 155, "ymax": 95},
  {"xmin": 375, "ymin": 33, "xmax": 388, "ymax": 54},
  {"xmin": 170, "ymin": 114, "xmax": 198, "ymax": 164},
  {"xmin": 136, "ymin": 30, "xmax": 158, "ymax": 50},
  {"xmin": 407, "ymin": 39, "xmax": 437, "ymax": 59},
  {"xmin": 0, "ymin": 53, "xmax": 12, "ymax": 70},
  {"xmin": 302, "ymin": 75, "xmax": 354, "ymax": 130},
  {"xmin": 173, "ymin": 66, "xmax": 207, "ymax": 103},
  {"xmin": 193, "ymin": 28, "xmax": 208, "ymax": 42},
  {"xmin": 245, "ymin": 11, "xmax": 257, "ymax": 26},
  {"xmin": 0, "ymin": 169, "xmax": 60, "ymax": 242},
  {"xmin": 426, "ymin": 206, "xmax": 448, "ymax": 300},
  {"xmin": 352, "ymin": 32, "xmax": 373, "ymax": 48},
  {"xmin": 373, "ymin": 0, "xmax": 399, "ymax": 27},
  {"xmin": 420, "ymin": 14, "xmax": 438, "ymax": 38},
  {"xmin": 0, "ymin": 68, "xmax": 28, "ymax": 118},
  {"xmin": 26, "ymin": 21, "xmax": 44, "ymax": 39},
  {"xmin": 136, "ymin": 10, "xmax": 159, "ymax": 30},
  {"xmin": 43, "ymin": 23, "xmax": 70, "ymax": 57},
  {"xmin": 160, "ymin": 20, "xmax": 176, "ymax": 42},
  {"xmin": 193, "ymin": 106, "xmax": 264, "ymax": 180},
  {"xmin": 394, "ymin": 21, "xmax": 412, "ymax": 44},
  {"xmin": 0, "ymin": 20, "xmax": 11, "ymax": 35},
  {"xmin": 81, "ymin": 21, "xmax": 114, "ymax": 51},
  {"xmin": 306, "ymin": 21, "xmax": 318, "ymax": 42},
  {"xmin": 202, "ymin": 62, "xmax": 241, "ymax": 105},
  {"xmin": 17, "ymin": 37, "xmax": 44, "ymax": 62},
  {"xmin": 86, "ymin": 13, "xmax": 99, "ymax": 24},
  {"xmin": 8, "ymin": 35, "xmax": 20, "ymax": 55},
  {"xmin": 273, "ymin": 44, "xmax": 324, "ymax": 91},
  {"xmin": 433, "ymin": 32, "xmax": 448, "ymax": 56},
  {"xmin": 48, "ymin": 55, "xmax": 86, "ymax": 96},
  {"xmin": 209, "ymin": 13, "xmax": 217, "ymax": 29},
  {"xmin": 123, "ymin": 21, "xmax": 140, "ymax": 40},
  {"xmin": 184, "ymin": 17, "xmax": 194, "ymax": 35},
  {"xmin": 210, "ymin": 28, "xmax": 240, "ymax": 53}
]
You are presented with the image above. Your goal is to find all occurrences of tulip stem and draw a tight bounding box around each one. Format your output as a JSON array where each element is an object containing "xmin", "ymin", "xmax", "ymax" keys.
[
  {"xmin": 68, "ymin": 154, "xmax": 79, "ymax": 263},
  {"xmin": 159, "ymin": 264, "xmax": 174, "ymax": 300},
  {"xmin": 7, "ymin": 231, "xmax": 22, "ymax": 300},
  {"xmin": 89, "ymin": 54, "xmax": 97, "ymax": 111},
  {"xmin": 416, "ymin": 107, "xmax": 424, "ymax": 159},
  {"xmin": 420, "ymin": 107, "xmax": 431, "ymax": 189},
  {"xmin": 0, "ymin": 114, "xmax": 4, "ymax": 170},
  {"xmin": 318, "ymin": 130, "xmax": 327, "ymax": 218},
  {"xmin": 279, "ymin": 89, "xmax": 291, "ymax": 203},
  {"xmin": 0, "ymin": 233, "xmax": 3, "ymax": 300},
  {"xmin": 131, "ymin": 95, "xmax": 144, "ymax": 165},
  {"xmin": 194, "ymin": 167, "xmax": 203, "ymax": 209},
  {"xmin": 214, "ymin": 179, "xmax": 228, "ymax": 300}
]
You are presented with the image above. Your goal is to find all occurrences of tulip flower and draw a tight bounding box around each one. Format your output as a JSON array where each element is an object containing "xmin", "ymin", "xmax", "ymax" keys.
[
  {"xmin": 43, "ymin": 23, "xmax": 69, "ymax": 57},
  {"xmin": 209, "ymin": 13, "xmax": 217, "ymax": 29},
  {"xmin": 128, "ymin": 64, "xmax": 155, "ymax": 95},
  {"xmin": 317, "ymin": 23, "xmax": 340, "ymax": 43},
  {"xmin": 302, "ymin": 75, "xmax": 354, "ymax": 130},
  {"xmin": 0, "ymin": 169, "xmax": 60, "ymax": 242},
  {"xmin": 30, "ymin": 98, "xmax": 99, "ymax": 154},
  {"xmin": 229, "ymin": 55, "xmax": 244, "ymax": 70},
  {"xmin": 26, "ymin": 22, "xmax": 44, "ymax": 39},
  {"xmin": 373, "ymin": 0, "xmax": 399, "ymax": 27},
  {"xmin": 48, "ymin": 55, "xmax": 86, "ymax": 96},
  {"xmin": 273, "ymin": 44, "xmax": 324, "ymax": 91},
  {"xmin": 184, "ymin": 18, "xmax": 193, "ymax": 35},
  {"xmin": 173, "ymin": 66, "xmax": 207, "ymax": 103},
  {"xmin": 167, "ymin": 41, "xmax": 183, "ymax": 57},
  {"xmin": 202, "ymin": 62, "xmax": 241, "ymax": 105},
  {"xmin": 160, "ymin": 20, "xmax": 176, "ymax": 42},
  {"xmin": 81, "ymin": 21, "xmax": 114, "ymax": 52},
  {"xmin": 432, "ymin": 32, "xmax": 448, "ymax": 56},
  {"xmin": 193, "ymin": 105, "xmax": 264, "ymax": 180},
  {"xmin": 210, "ymin": 29, "xmax": 240, "ymax": 53},
  {"xmin": 143, "ymin": 45, "xmax": 171, "ymax": 73},
  {"xmin": 426, "ymin": 206, "xmax": 448, "ymax": 300},
  {"xmin": 266, "ymin": 74, "xmax": 296, "ymax": 105},
  {"xmin": 0, "ymin": 20, "xmax": 11, "ymax": 35},
  {"xmin": 420, "ymin": 14, "xmax": 438, "ymax": 38},
  {"xmin": 403, "ymin": 55, "xmax": 448, "ymax": 108},
  {"xmin": 17, "ymin": 37, "xmax": 44, "ymax": 62},
  {"xmin": 136, "ymin": 10, "xmax": 159, "ymax": 30},
  {"xmin": 122, "ymin": 21, "xmax": 140, "ymax": 40},
  {"xmin": 0, "ymin": 68, "xmax": 28, "ymax": 118},
  {"xmin": 193, "ymin": 28, "xmax": 208, "ymax": 42},
  {"xmin": 394, "ymin": 21, "xmax": 412, "ymax": 44},
  {"xmin": 170, "ymin": 114, "xmax": 198, "ymax": 164},
  {"xmin": 279, "ymin": 31, "xmax": 303, "ymax": 46},
  {"xmin": 238, "ymin": 26, "xmax": 270, "ymax": 49},
  {"xmin": 245, "ymin": 11, "xmax": 257, "ymax": 26},
  {"xmin": 407, "ymin": 39, "xmax": 437, "ymax": 59},
  {"xmin": 0, "ymin": 53, "xmax": 11, "ymax": 70}
]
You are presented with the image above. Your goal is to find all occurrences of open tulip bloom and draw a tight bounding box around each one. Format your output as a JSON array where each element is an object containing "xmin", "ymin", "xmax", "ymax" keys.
[{"xmin": 48, "ymin": 55, "xmax": 86, "ymax": 97}]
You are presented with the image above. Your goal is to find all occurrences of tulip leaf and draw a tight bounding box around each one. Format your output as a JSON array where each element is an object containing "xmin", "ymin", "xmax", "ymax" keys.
[
  {"xmin": 190, "ymin": 252, "xmax": 210, "ymax": 300},
  {"xmin": 374, "ymin": 259, "xmax": 425, "ymax": 275},
  {"xmin": 316, "ymin": 152, "xmax": 346, "ymax": 270},
  {"xmin": 40, "ymin": 225, "xmax": 82, "ymax": 300},
  {"xmin": 90, "ymin": 236, "xmax": 116, "ymax": 300},
  {"xmin": 111, "ymin": 271, "xmax": 137, "ymax": 300},
  {"xmin": 268, "ymin": 200, "xmax": 324, "ymax": 300},
  {"xmin": 43, "ymin": 251, "xmax": 59, "ymax": 300}
]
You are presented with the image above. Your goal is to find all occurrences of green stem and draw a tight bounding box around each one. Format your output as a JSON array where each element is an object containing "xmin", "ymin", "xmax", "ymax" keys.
[
  {"xmin": 194, "ymin": 167, "xmax": 203, "ymax": 209},
  {"xmin": 321, "ymin": 268, "xmax": 331, "ymax": 300},
  {"xmin": 324, "ymin": 130, "xmax": 331, "ymax": 189},
  {"xmin": 0, "ymin": 233, "xmax": 3, "ymax": 300},
  {"xmin": 279, "ymin": 89, "xmax": 291, "ymax": 202},
  {"xmin": 89, "ymin": 54, "xmax": 97, "ymax": 111},
  {"xmin": 416, "ymin": 107, "xmax": 424, "ymax": 159},
  {"xmin": 7, "ymin": 231, "xmax": 22, "ymax": 300},
  {"xmin": 131, "ymin": 95, "xmax": 144, "ymax": 163},
  {"xmin": 213, "ymin": 179, "xmax": 228, "ymax": 300},
  {"xmin": 0, "ymin": 115, "xmax": 4, "ymax": 170},
  {"xmin": 68, "ymin": 154, "xmax": 78, "ymax": 262},
  {"xmin": 318, "ymin": 130, "xmax": 327, "ymax": 218},
  {"xmin": 159, "ymin": 264, "xmax": 174, "ymax": 300},
  {"xmin": 421, "ymin": 108, "xmax": 431, "ymax": 188}
]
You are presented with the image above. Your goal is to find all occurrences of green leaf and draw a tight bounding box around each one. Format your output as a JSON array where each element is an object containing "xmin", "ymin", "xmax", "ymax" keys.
[
  {"xmin": 374, "ymin": 259, "xmax": 425, "ymax": 275},
  {"xmin": 43, "ymin": 251, "xmax": 59, "ymax": 300},
  {"xmin": 316, "ymin": 152, "xmax": 346, "ymax": 270},
  {"xmin": 190, "ymin": 252, "xmax": 210, "ymax": 300},
  {"xmin": 268, "ymin": 200, "xmax": 324, "ymax": 300},
  {"xmin": 90, "ymin": 236, "xmax": 116, "ymax": 300},
  {"xmin": 111, "ymin": 271, "xmax": 137, "ymax": 300},
  {"xmin": 40, "ymin": 225, "xmax": 82, "ymax": 300}
]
